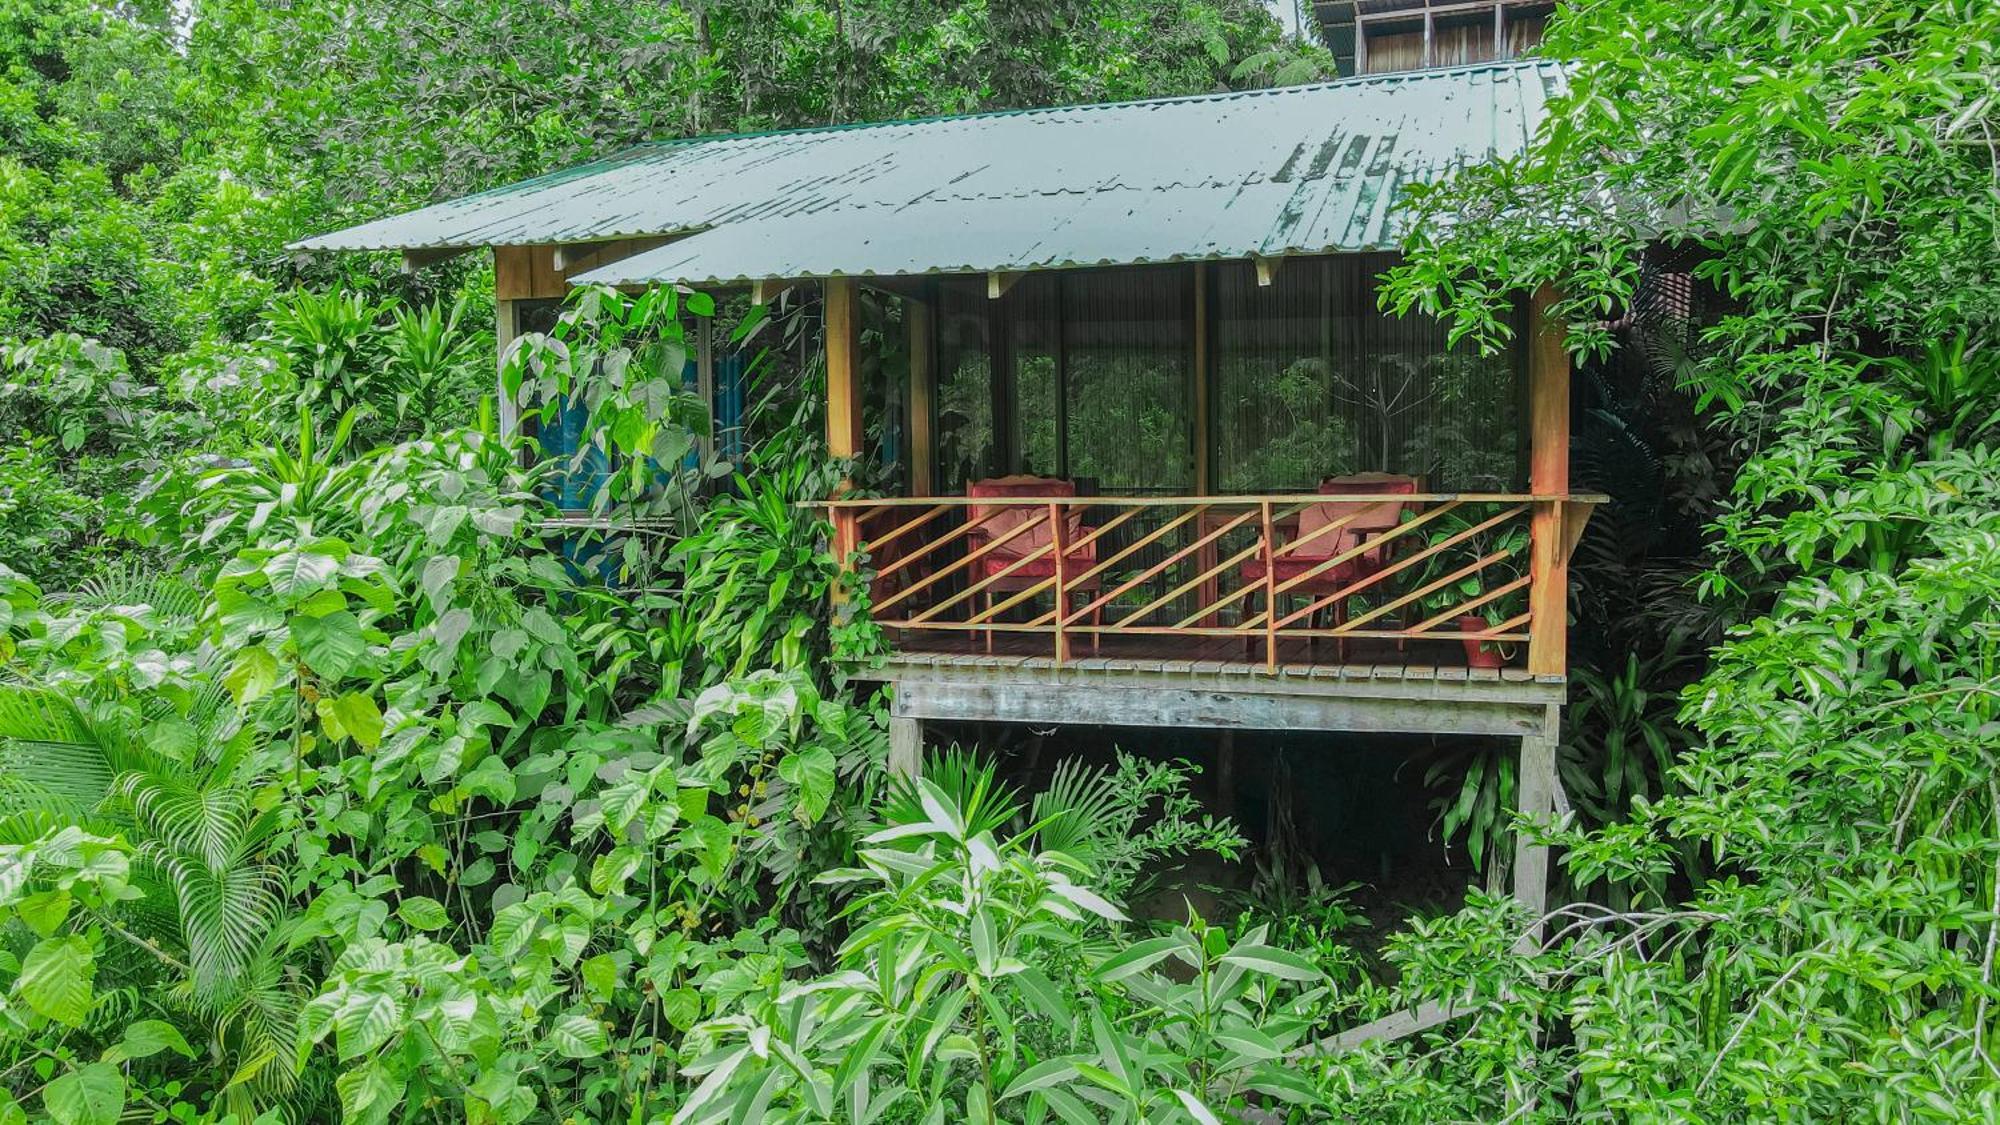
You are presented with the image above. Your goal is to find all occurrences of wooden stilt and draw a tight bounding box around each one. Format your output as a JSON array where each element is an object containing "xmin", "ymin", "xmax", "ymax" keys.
[
  {"xmin": 888, "ymin": 714, "xmax": 923, "ymax": 777},
  {"xmin": 1511, "ymin": 703, "xmax": 1561, "ymax": 948}
]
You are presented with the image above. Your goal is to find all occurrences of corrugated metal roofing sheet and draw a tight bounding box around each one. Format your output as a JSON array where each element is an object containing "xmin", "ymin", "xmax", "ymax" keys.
[{"xmin": 294, "ymin": 60, "xmax": 1563, "ymax": 284}]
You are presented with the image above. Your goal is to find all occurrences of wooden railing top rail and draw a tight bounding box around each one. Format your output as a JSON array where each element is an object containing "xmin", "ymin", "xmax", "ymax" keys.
[{"xmin": 816, "ymin": 492, "xmax": 1609, "ymax": 508}]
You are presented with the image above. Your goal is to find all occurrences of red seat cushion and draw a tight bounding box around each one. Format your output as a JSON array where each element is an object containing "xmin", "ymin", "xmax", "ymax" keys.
[{"xmin": 965, "ymin": 476, "xmax": 1098, "ymax": 591}]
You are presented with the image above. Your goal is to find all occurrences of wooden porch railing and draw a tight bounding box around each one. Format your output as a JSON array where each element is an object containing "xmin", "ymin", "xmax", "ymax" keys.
[{"xmin": 823, "ymin": 493, "xmax": 1600, "ymax": 675}]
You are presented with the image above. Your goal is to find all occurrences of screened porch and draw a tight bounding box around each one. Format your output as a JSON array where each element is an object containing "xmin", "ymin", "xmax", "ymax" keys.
[{"xmin": 821, "ymin": 255, "xmax": 1596, "ymax": 681}]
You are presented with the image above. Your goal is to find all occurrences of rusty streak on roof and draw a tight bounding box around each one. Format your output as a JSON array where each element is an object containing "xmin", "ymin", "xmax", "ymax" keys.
[{"xmin": 293, "ymin": 60, "xmax": 1563, "ymax": 285}]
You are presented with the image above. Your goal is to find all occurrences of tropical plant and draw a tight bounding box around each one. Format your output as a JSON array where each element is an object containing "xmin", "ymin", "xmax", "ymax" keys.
[
  {"xmin": 1412, "ymin": 509, "xmax": 1531, "ymax": 630},
  {"xmin": 1420, "ymin": 743, "xmax": 1515, "ymax": 878},
  {"xmin": 0, "ymin": 677, "xmax": 305, "ymax": 1118},
  {"xmin": 674, "ymin": 761, "xmax": 1328, "ymax": 1124}
]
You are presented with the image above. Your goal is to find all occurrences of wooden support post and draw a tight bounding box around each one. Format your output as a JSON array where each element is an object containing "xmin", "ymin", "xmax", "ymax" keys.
[
  {"xmin": 825, "ymin": 277, "xmax": 864, "ymax": 472},
  {"xmin": 888, "ymin": 714, "xmax": 923, "ymax": 777},
  {"xmin": 495, "ymin": 297, "xmax": 519, "ymax": 440},
  {"xmin": 1526, "ymin": 285, "xmax": 1570, "ymax": 679},
  {"xmin": 826, "ymin": 278, "xmax": 865, "ymax": 595},
  {"xmin": 987, "ymin": 271, "xmax": 1023, "ymax": 300},
  {"xmin": 753, "ymin": 278, "xmax": 802, "ymax": 306},
  {"xmin": 907, "ymin": 296, "xmax": 936, "ymax": 496},
  {"xmin": 1511, "ymin": 704, "xmax": 1560, "ymax": 949}
]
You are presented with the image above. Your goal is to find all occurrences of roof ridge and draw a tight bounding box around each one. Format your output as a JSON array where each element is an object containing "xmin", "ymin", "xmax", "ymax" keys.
[{"xmin": 609, "ymin": 58, "xmax": 1562, "ymax": 157}]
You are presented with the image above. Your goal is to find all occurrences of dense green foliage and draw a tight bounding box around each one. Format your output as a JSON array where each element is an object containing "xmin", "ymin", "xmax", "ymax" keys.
[
  {"xmin": 1368, "ymin": 0, "xmax": 2000, "ymax": 1118},
  {"xmin": 4, "ymin": 0, "xmax": 1999, "ymax": 1120}
]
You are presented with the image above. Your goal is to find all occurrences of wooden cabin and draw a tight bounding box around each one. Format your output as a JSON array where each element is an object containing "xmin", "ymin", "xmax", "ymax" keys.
[
  {"xmin": 295, "ymin": 60, "xmax": 1593, "ymax": 920},
  {"xmin": 1315, "ymin": 1, "xmax": 1555, "ymax": 76}
]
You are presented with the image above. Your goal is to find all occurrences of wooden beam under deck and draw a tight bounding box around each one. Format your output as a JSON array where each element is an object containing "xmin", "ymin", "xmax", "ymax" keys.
[
  {"xmin": 892, "ymin": 679, "xmax": 1547, "ymax": 737},
  {"xmin": 870, "ymin": 653, "xmax": 1561, "ymax": 738}
]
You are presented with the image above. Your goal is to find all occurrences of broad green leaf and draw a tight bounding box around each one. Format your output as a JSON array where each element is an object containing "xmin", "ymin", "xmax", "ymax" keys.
[
  {"xmin": 1047, "ymin": 879, "xmax": 1126, "ymax": 923},
  {"xmin": 600, "ymin": 777, "xmax": 651, "ymax": 833},
  {"xmin": 223, "ymin": 645, "xmax": 280, "ymax": 706},
  {"xmin": 420, "ymin": 555, "xmax": 459, "ymax": 610},
  {"xmin": 999, "ymin": 1058, "xmax": 1079, "ymax": 1100},
  {"xmin": 580, "ymin": 953, "xmax": 618, "ymax": 999},
  {"xmin": 103, "ymin": 1019, "xmax": 195, "ymax": 1063},
  {"xmin": 335, "ymin": 989, "xmax": 402, "ymax": 1059},
  {"xmin": 777, "ymin": 745, "xmax": 836, "ymax": 823},
  {"xmin": 41, "ymin": 1062, "xmax": 122, "ymax": 1125},
  {"xmin": 327, "ymin": 692, "xmax": 385, "ymax": 749},
  {"xmin": 1071, "ymin": 1061, "xmax": 1132, "ymax": 1099},
  {"xmin": 1094, "ymin": 936, "xmax": 1180, "ymax": 983},
  {"xmin": 681, "ymin": 815, "xmax": 733, "ymax": 885},
  {"xmin": 334, "ymin": 1059, "xmax": 397, "ymax": 1123},
  {"xmin": 396, "ymin": 896, "xmax": 449, "ymax": 931},
  {"xmin": 548, "ymin": 1013, "xmax": 609, "ymax": 1059},
  {"xmin": 17, "ymin": 934, "xmax": 93, "ymax": 1026},
  {"xmin": 1212, "ymin": 1026, "xmax": 1282, "ymax": 1060},
  {"xmin": 293, "ymin": 611, "xmax": 367, "ymax": 680},
  {"xmin": 1172, "ymin": 1090, "xmax": 1223, "ymax": 1125},
  {"xmin": 662, "ymin": 988, "xmax": 700, "ymax": 1031},
  {"xmin": 15, "ymin": 888, "xmax": 70, "ymax": 936},
  {"xmin": 970, "ymin": 908, "xmax": 999, "ymax": 976},
  {"xmin": 264, "ymin": 547, "xmax": 341, "ymax": 599},
  {"xmin": 460, "ymin": 755, "xmax": 516, "ymax": 803}
]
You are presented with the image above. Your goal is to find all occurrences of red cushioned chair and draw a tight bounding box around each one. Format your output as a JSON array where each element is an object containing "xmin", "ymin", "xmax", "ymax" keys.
[
  {"xmin": 1240, "ymin": 473, "xmax": 1420, "ymax": 660},
  {"xmin": 966, "ymin": 476, "xmax": 1102, "ymax": 654}
]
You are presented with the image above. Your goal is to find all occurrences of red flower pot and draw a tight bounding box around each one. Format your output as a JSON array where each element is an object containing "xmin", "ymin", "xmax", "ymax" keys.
[{"xmin": 1457, "ymin": 615, "xmax": 1505, "ymax": 669}]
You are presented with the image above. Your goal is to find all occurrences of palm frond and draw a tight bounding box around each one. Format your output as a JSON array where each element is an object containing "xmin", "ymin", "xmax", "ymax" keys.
[
  {"xmin": 878, "ymin": 747, "xmax": 1019, "ymax": 839},
  {"xmin": 51, "ymin": 565, "xmax": 203, "ymax": 625},
  {"xmin": 150, "ymin": 846, "xmax": 285, "ymax": 998},
  {"xmin": 123, "ymin": 773, "xmax": 253, "ymax": 871},
  {"xmin": 1028, "ymin": 757, "xmax": 1125, "ymax": 860},
  {"xmin": 0, "ymin": 684, "xmax": 92, "ymax": 744}
]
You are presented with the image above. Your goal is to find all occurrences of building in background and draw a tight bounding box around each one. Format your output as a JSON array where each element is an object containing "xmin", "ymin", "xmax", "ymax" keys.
[{"xmin": 1315, "ymin": 0, "xmax": 1553, "ymax": 76}]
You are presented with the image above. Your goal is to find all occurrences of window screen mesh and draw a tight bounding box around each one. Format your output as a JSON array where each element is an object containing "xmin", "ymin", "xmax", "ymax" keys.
[
  {"xmin": 1211, "ymin": 256, "xmax": 1523, "ymax": 493},
  {"xmin": 1063, "ymin": 267, "xmax": 1193, "ymax": 493},
  {"xmin": 935, "ymin": 279, "xmax": 995, "ymax": 493},
  {"xmin": 924, "ymin": 258, "xmax": 1522, "ymax": 496}
]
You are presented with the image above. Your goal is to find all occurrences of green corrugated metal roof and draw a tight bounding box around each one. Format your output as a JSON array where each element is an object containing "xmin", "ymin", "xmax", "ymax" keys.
[{"xmin": 294, "ymin": 60, "xmax": 1563, "ymax": 283}]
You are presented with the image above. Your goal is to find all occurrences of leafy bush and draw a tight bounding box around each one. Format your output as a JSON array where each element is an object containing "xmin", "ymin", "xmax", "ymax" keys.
[{"xmin": 678, "ymin": 764, "xmax": 1325, "ymax": 1124}]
